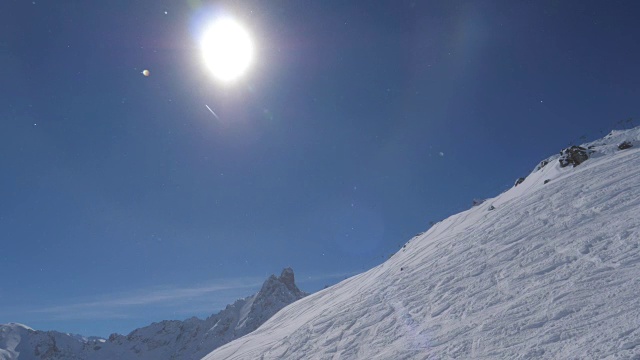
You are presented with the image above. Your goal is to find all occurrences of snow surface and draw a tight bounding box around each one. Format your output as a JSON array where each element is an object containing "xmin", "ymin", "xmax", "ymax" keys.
[
  {"xmin": 205, "ymin": 128, "xmax": 640, "ymax": 359},
  {"xmin": 0, "ymin": 268, "xmax": 306, "ymax": 360}
]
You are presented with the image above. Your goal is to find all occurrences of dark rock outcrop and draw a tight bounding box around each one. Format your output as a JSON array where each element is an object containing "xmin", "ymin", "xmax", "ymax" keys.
[
  {"xmin": 514, "ymin": 177, "xmax": 525, "ymax": 187},
  {"xmin": 618, "ymin": 141, "xmax": 633, "ymax": 150},
  {"xmin": 559, "ymin": 146, "xmax": 592, "ymax": 168}
]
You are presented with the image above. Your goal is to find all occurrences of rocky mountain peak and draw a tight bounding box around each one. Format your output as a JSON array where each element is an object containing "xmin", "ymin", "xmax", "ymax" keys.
[
  {"xmin": 279, "ymin": 267, "xmax": 295, "ymax": 289},
  {"xmin": 258, "ymin": 268, "xmax": 305, "ymax": 299}
]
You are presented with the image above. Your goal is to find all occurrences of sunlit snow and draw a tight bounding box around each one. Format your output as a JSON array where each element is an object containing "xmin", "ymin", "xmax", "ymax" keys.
[{"xmin": 205, "ymin": 127, "xmax": 640, "ymax": 359}]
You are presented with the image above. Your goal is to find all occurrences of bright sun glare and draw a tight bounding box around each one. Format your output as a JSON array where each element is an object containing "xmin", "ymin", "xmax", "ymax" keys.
[{"xmin": 201, "ymin": 18, "xmax": 254, "ymax": 83}]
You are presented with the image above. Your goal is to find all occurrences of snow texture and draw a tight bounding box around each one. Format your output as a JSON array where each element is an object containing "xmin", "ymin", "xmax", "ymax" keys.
[
  {"xmin": 0, "ymin": 268, "xmax": 306, "ymax": 360},
  {"xmin": 205, "ymin": 128, "xmax": 640, "ymax": 359}
]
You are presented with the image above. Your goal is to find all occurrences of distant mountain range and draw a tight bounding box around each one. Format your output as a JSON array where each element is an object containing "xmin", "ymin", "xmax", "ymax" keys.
[{"xmin": 0, "ymin": 268, "xmax": 306, "ymax": 360}]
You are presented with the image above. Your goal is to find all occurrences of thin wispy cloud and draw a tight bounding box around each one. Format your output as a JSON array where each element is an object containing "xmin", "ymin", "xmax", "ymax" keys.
[
  {"xmin": 46, "ymin": 310, "xmax": 131, "ymax": 321},
  {"xmin": 4, "ymin": 271, "xmax": 361, "ymax": 323},
  {"xmin": 25, "ymin": 276, "xmax": 265, "ymax": 321}
]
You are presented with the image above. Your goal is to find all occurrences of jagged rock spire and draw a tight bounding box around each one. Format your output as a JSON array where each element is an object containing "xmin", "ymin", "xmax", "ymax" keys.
[{"xmin": 279, "ymin": 267, "xmax": 295, "ymax": 290}]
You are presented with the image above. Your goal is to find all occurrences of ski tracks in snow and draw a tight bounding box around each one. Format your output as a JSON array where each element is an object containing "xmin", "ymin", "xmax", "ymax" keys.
[{"xmin": 205, "ymin": 140, "xmax": 640, "ymax": 359}]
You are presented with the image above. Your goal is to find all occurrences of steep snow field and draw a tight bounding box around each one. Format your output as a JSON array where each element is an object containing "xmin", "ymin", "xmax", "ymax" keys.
[{"xmin": 205, "ymin": 128, "xmax": 640, "ymax": 359}]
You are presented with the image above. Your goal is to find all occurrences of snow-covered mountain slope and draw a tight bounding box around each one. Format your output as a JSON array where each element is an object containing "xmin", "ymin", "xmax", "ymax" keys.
[
  {"xmin": 0, "ymin": 323, "xmax": 90, "ymax": 360},
  {"xmin": 0, "ymin": 268, "xmax": 306, "ymax": 360},
  {"xmin": 205, "ymin": 128, "xmax": 640, "ymax": 359}
]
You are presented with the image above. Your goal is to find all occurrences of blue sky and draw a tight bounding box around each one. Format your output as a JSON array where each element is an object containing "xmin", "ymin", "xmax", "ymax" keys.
[{"xmin": 1, "ymin": 0, "xmax": 639, "ymax": 337}]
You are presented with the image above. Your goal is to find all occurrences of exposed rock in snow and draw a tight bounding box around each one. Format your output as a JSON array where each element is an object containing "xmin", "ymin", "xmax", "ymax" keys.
[
  {"xmin": 619, "ymin": 140, "xmax": 633, "ymax": 150},
  {"xmin": 205, "ymin": 126, "xmax": 640, "ymax": 359},
  {"xmin": 535, "ymin": 159, "xmax": 550, "ymax": 171},
  {"xmin": 514, "ymin": 177, "xmax": 525, "ymax": 187},
  {"xmin": 558, "ymin": 145, "xmax": 592, "ymax": 167},
  {"xmin": 0, "ymin": 269, "xmax": 306, "ymax": 360}
]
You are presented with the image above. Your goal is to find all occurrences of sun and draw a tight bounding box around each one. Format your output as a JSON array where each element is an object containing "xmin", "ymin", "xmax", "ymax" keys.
[{"xmin": 201, "ymin": 17, "xmax": 254, "ymax": 83}]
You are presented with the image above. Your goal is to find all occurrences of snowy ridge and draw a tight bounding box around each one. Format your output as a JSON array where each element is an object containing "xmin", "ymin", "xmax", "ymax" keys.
[
  {"xmin": 0, "ymin": 268, "xmax": 306, "ymax": 360},
  {"xmin": 205, "ymin": 127, "xmax": 640, "ymax": 359},
  {"xmin": 0, "ymin": 324, "xmax": 88, "ymax": 360}
]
